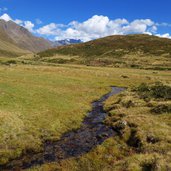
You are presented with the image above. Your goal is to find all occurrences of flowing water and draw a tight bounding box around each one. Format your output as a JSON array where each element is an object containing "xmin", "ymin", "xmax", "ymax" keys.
[{"xmin": 0, "ymin": 86, "xmax": 125, "ymax": 170}]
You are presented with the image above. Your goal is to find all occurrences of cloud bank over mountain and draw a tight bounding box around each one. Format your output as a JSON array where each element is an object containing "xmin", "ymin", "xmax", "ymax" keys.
[{"xmin": 0, "ymin": 13, "xmax": 171, "ymax": 41}]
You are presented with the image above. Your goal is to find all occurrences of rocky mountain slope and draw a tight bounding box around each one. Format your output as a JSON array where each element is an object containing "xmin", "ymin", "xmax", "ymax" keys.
[
  {"xmin": 0, "ymin": 19, "xmax": 52, "ymax": 53},
  {"xmin": 0, "ymin": 24, "xmax": 29, "ymax": 57}
]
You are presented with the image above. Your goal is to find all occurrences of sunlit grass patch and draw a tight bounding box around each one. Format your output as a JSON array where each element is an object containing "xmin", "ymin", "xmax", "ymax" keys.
[
  {"xmin": 1, "ymin": 64, "xmax": 162, "ymax": 164},
  {"xmin": 22, "ymin": 67, "xmax": 170, "ymax": 170}
]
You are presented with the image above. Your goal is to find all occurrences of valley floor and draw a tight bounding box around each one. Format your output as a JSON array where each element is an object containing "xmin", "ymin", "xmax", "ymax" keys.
[{"xmin": 0, "ymin": 63, "xmax": 170, "ymax": 170}]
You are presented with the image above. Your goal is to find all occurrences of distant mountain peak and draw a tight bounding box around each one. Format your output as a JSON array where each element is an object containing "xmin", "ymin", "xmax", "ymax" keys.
[{"xmin": 53, "ymin": 39, "xmax": 82, "ymax": 47}]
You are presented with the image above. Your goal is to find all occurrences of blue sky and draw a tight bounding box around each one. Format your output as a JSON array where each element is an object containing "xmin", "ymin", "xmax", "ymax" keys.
[{"xmin": 0, "ymin": 0, "xmax": 171, "ymax": 41}]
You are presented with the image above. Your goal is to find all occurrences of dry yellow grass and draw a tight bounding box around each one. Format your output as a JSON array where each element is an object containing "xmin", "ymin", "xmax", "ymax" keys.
[
  {"xmin": 32, "ymin": 85, "xmax": 171, "ymax": 171},
  {"xmin": 1, "ymin": 64, "xmax": 165, "ymax": 170},
  {"xmin": 2, "ymin": 64, "xmax": 169, "ymax": 164}
]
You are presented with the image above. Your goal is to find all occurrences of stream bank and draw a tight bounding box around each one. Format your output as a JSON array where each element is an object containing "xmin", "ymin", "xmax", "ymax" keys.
[{"xmin": 0, "ymin": 87, "xmax": 125, "ymax": 170}]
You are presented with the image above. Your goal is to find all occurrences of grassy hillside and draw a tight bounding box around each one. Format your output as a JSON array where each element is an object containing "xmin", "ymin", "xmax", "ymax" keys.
[{"xmin": 37, "ymin": 34, "xmax": 171, "ymax": 69}]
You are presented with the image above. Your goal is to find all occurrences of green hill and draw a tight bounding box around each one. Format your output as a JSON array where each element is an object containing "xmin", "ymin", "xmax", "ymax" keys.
[{"xmin": 37, "ymin": 34, "xmax": 171, "ymax": 69}]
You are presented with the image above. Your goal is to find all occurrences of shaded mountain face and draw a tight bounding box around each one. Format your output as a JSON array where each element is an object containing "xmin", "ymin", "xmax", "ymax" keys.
[
  {"xmin": 0, "ymin": 19, "xmax": 52, "ymax": 53},
  {"xmin": 53, "ymin": 39, "xmax": 82, "ymax": 47}
]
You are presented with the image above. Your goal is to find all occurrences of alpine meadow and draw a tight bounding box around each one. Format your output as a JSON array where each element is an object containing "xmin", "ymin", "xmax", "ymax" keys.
[{"xmin": 0, "ymin": 1, "xmax": 171, "ymax": 171}]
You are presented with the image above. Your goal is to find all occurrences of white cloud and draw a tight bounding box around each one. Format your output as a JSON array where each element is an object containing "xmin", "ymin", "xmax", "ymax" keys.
[
  {"xmin": 23, "ymin": 21, "xmax": 35, "ymax": 32},
  {"xmin": 156, "ymin": 33, "xmax": 171, "ymax": 39},
  {"xmin": 0, "ymin": 13, "xmax": 12, "ymax": 21},
  {"xmin": 0, "ymin": 13, "xmax": 171, "ymax": 41},
  {"xmin": 14, "ymin": 19, "xmax": 23, "ymax": 25},
  {"xmin": 122, "ymin": 19, "xmax": 154, "ymax": 34},
  {"xmin": 36, "ymin": 15, "xmax": 162, "ymax": 41},
  {"xmin": 36, "ymin": 23, "xmax": 59, "ymax": 35},
  {"xmin": 0, "ymin": 13, "xmax": 35, "ymax": 32},
  {"xmin": 149, "ymin": 25, "xmax": 157, "ymax": 33},
  {"xmin": 74, "ymin": 15, "xmax": 110, "ymax": 34}
]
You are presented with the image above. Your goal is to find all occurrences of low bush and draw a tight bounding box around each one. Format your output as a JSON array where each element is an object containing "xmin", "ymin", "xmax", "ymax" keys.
[
  {"xmin": 136, "ymin": 82, "xmax": 171, "ymax": 100},
  {"xmin": 151, "ymin": 104, "xmax": 171, "ymax": 114},
  {"xmin": 122, "ymin": 100, "xmax": 134, "ymax": 108},
  {"xmin": 1, "ymin": 60, "xmax": 17, "ymax": 65}
]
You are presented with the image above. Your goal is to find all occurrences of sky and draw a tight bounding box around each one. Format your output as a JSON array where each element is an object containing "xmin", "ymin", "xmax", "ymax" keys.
[{"xmin": 0, "ymin": 0, "xmax": 171, "ymax": 41}]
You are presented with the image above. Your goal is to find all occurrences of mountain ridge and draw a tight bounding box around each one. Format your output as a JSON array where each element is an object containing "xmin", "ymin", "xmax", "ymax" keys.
[
  {"xmin": 0, "ymin": 21, "xmax": 29, "ymax": 57},
  {"xmin": 0, "ymin": 19, "xmax": 52, "ymax": 53},
  {"xmin": 0, "ymin": 19, "xmax": 84, "ymax": 56}
]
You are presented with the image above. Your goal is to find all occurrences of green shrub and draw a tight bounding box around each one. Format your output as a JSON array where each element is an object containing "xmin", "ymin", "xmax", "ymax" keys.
[
  {"xmin": 136, "ymin": 82, "xmax": 171, "ymax": 100},
  {"xmin": 151, "ymin": 104, "xmax": 171, "ymax": 114},
  {"xmin": 1, "ymin": 60, "xmax": 17, "ymax": 65},
  {"xmin": 137, "ymin": 83, "xmax": 150, "ymax": 92},
  {"xmin": 150, "ymin": 82, "xmax": 171, "ymax": 99},
  {"xmin": 122, "ymin": 100, "xmax": 134, "ymax": 108}
]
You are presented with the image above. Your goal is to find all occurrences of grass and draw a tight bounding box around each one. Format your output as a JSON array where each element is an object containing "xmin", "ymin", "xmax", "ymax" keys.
[
  {"xmin": 0, "ymin": 64, "xmax": 159, "ymax": 163},
  {"xmin": 38, "ymin": 34, "xmax": 171, "ymax": 58},
  {"xmin": 0, "ymin": 62, "xmax": 170, "ymax": 169},
  {"xmin": 0, "ymin": 64, "xmax": 110, "ymax": 164},
  {"xmin": 103, "ymin": 83, "xmax": 171, "ymax": 170},
  {"xmin": 0, "ymin": 65, "xmax": 162, "ymax": 171},
  {"xmin": 36, "ymin": 34, "xmax": 171, "ymax": 70},
  {"xmin": 1, "ymin": 34, "xmax": 171, "ymax": 170},
  {"xmin": 36, "ymin": 53, "xmax": 171, "ymax": 70},
  {"xmin": 34, "ymin": 82, "xmax": 171, "ymax": 171},
  {"xmin": 36, "ymin": 50, "xmax": 171, "ymax": 70}
]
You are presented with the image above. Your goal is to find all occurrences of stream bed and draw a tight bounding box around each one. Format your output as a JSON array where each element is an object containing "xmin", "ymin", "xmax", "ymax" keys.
[{"xmin": 0, "ymin": 86, "xmax": 125, "ymax": 170}]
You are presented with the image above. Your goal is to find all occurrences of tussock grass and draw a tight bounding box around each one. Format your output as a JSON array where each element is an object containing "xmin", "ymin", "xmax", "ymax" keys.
[
  {"xmin": 1, "ymin": 64, "xmax": 169, "ymax": 165},
  {"xmin": 20, "ymin": 66, "xmax": 170, "ymax": 171}
]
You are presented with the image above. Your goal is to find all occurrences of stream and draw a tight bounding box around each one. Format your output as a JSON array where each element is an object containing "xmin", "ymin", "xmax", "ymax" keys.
[{"xmin": 0, "ymin": 86, "xmax": 125, "ymax": 170}]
